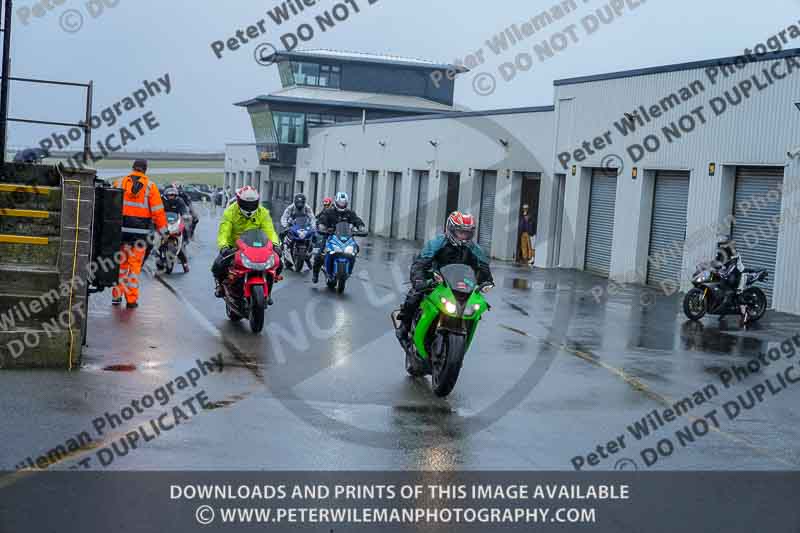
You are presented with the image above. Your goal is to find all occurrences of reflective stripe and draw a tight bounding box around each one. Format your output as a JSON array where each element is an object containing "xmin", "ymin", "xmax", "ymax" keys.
[
  {"xmin": 151, "ymin": 204, "xmax": 164, "ymax": 212},
  {"xmin": 127, "ymin": 282, "xmax": 139, "ymax": 288},
  {"xmin": 121, "ymin": 227, "xmax": 151, "ymax": 235},
  {"xmin": 124, "ymin": 200, "xmax": 148, "ymax": 209}
]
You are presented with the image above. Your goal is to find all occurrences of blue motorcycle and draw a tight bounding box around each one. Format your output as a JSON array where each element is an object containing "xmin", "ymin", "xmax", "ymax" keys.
[
  {"xmin": 282, "ymin": 215, "xmax": 316, "ymax": 272},
  {"xmin": 322, "ymin": 221, "xmax": 367, "ymax": 293}
]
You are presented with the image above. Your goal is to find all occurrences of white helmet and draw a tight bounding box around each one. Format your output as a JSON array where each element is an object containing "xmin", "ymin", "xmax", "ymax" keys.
[
  {"xmin": 334, "ymin": 191, "xmax": 349, "ymax": 211},
  {"xmin": 236, "ymin": 186, "xmax": 261, "ymax": 218}
]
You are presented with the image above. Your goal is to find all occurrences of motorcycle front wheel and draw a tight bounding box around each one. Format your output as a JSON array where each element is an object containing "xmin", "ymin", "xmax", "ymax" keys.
[
  {"xmin": 336, "ymin": 277, "xmax": 346, "ymax": 294},
  {"xmin": 683, "ymin": 288, "xmax": 707, "ymax": 321},
  {"xmin": 249, "ymin": 285, "xmax": 266, "ymax": 333},
  {"xmin": 294, "ymin": 252, "xmax": 305, "ymax": 272},
  {"xmin": 431, "ymin": 332, "xmax": 466, "ymax": 397}
]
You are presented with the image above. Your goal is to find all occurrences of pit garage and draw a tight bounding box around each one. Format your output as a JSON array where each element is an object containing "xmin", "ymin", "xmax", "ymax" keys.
[
  {"xmin": 477, "ymin": 171, "xmax": 497, "ymax": 251},
  {"xmin": 646, "ymin": 171, "xmax": 691, "ymax": 288},
  {"xmin": 584, "ymin": 168, "xmax": 618, "ymax": 276},
  {"xmin": 731, "ymin": 166, "xmax": 784, "ymax": 303}
]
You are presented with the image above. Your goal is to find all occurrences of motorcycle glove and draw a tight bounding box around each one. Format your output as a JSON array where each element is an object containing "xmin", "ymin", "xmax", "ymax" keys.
[{"xmin": 413, "ymin": 279, "xmax": 429, "ymax": 291}]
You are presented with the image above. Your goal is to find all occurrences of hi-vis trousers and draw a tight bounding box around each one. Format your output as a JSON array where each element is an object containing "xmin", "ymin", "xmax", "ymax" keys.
[{"xmin": 112, "ymin": 243, "xmax": 146, "ymax": 304}]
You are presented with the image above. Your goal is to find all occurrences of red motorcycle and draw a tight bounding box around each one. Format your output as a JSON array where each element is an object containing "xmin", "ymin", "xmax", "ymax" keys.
[{"xmin": 222, "ymin": 229, "xmax": 281, "ymax": 333}]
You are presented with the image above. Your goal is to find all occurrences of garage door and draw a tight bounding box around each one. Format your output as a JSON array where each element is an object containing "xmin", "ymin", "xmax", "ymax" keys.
[
  {"xmin": 646, "ymin": 171, "xmax": 690, "ymax": 287},
  {"xmin": 390, "ymin": 173, "xmax": 402, "ymax": 239},
  {"xmin": 350, "ymin": 173, "xmax": 358, "ymax": 209},
  {"xmin": 731, "ymin": 166, "xmax": 784, "ymax": 303},
  {"xmin": 584, "ymin": 169, "xmax": 618, "ymax": 276},
  {"xmin": 478, "ymin": 171, "xmax": 497, "ymax": 249},
  {"xmin": 415, "ymin": 171, "xmax": 429, "ymax": 241}
]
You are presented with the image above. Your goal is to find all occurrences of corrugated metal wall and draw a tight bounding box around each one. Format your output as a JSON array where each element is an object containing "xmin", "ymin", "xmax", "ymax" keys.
[{"xmin": 552, "ymin": 52, "xmax": 800, "ymax": 313}]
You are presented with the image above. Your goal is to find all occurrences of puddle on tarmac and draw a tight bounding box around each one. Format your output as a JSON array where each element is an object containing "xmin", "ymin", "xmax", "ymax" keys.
[
  {"xmin": 393, "ymin": 404, "xmax": 455, "ymax": 416},
  {"xmin": 504, "ymin": 278, "xmax": 531, "ymax": 291}
]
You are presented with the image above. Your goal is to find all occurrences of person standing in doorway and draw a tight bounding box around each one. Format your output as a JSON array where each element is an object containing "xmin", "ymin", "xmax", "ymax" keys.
[{"xmin": 518, "ymin": 204, "xmax": 535, "ymax": 266}]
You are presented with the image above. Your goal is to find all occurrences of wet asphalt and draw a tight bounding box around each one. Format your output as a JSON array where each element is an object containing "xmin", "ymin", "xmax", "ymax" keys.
[{"xmin": 2, "ymin": 209, "xmax": 800, "ymax": 472}]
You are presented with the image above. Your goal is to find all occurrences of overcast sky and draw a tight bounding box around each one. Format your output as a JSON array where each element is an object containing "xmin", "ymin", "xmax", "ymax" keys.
[{"xmin": 9, "ymin": 0, "xmax": 800, "ymax": 152}]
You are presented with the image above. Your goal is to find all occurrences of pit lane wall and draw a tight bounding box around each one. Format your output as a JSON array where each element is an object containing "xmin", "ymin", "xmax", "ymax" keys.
[{"xmin": 0, "ymin": 163, "xmax": 96, "ymax": 368}]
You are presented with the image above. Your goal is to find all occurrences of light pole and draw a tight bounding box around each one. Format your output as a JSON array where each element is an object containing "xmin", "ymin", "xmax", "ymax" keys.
[{"xmin": 0, "ymin": 0, "xmax": 13, "ymax": 167}]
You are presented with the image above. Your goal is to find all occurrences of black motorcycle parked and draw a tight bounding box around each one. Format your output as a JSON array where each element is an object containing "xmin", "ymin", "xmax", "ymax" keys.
[{"xmin": 683, "ymin": 263, "xmax": 768, "ymax": 323}]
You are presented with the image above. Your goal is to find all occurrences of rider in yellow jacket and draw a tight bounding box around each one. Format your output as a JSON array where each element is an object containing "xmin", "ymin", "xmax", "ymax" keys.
[{"xmin": 212, "ymin": 186, "xmax": 280, "ymax": 298}]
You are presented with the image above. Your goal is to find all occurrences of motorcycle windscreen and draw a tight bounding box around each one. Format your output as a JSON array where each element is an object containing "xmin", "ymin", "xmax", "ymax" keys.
[
  {"xmin": 166, "ymin": 212, "xmax": 180, "ymax": 224},
  {"xmin": 293, "ymin": 215, "xmax": 311, "ymax": 228},
  {"xmin": 334, "ymin": 221, "xmax": 353, "ymax": 238},
  {"xmin": 237, "ymin": 229, "xmax": 270, "ymax": 248},
  {"xmin": 439, "ymin": 264, "xmax": 477, "ymax": 295}
]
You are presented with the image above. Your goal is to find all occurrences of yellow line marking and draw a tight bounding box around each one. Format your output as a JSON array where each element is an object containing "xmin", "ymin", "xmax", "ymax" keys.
[
  {"xmin": 0, "ymin": 208, "xmax": 49, "ymax": 218},
  {"xmin": 0, "ymin": 184, "xmax": 51, "ymax": 195},
  {"xmin": 548, "ymin": 340, "xmax": 797, "ymax": 468},
  {"xmin": 0, "ymin": 234, "xmax": 49, "ymax": 245}
]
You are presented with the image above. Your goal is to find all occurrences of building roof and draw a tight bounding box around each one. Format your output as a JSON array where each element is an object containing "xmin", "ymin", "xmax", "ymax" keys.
[
  {"xmin": 555, "ymin": 47, "xmax": 800, "ymax": 86},
  {"xmin": 274, "ymin": 49, "xmax": 469, "ymax": 73},
  {"xmin": 235, "ymin": 86, "xmax": 457, "ymax": 114}
]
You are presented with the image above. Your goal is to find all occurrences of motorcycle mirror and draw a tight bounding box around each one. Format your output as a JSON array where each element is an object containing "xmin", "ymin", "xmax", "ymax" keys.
[
  {"xmin": 433, "ymin": 272, "xmax": 444, "ymax": 284},
  {"xmin": 480, "ymin": 283, "xmax": 495, "ymax": 294}
]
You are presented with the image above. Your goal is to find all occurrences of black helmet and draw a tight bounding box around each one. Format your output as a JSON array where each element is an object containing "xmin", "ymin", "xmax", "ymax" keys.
[
  {"xmin": 132, "ymin": 159, "xmax": 148, "ymax": 172},
  {"xmin": 294, "ymin": 193, "xmax": 306, "ymax": 210}
]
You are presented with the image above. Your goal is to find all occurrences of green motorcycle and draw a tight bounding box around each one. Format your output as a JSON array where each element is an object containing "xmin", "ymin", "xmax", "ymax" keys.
[{"xmin": 392, "ymin": 263, "xmax": 493, "ymax": 397}]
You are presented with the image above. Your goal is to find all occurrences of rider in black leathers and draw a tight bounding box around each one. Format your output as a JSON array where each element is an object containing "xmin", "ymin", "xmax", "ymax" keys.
[
  {"xmin": 311, "ymin": 192, "xmax": 364, "ymax": 283},
  {"xmin": 714, "ymin": 238, "xmax": 746, "ymax": 294},
  {"xmin": 159, "ymin": 187, "xmax": 190, "ymax": 271}
]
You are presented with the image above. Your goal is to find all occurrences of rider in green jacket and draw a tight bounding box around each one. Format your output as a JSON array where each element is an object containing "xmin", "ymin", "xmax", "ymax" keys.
[{"xmin": 212, "ymin": 186, "xmax": 280, "ymax": 298}]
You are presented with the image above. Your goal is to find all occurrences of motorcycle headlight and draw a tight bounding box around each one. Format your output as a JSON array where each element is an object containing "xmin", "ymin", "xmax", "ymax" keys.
[
  {"xmin": 332, "ymin": 244, "xmax": 345, "ymax": 253},
  {"xmin": 440, "ymin": 297, "xmax": 457, "ymax": 315},
  {"xmin": 694, "ymin": 271, "xmax": 711, "ymax": 283},
  {"xmin": 297, "ymin": 230, "xmax": 307, "ymax": 238},
  {"xmin": 464, "ymin": 303, "xmax": 481, "ymax": 317},
  {"xmin": 344, "ymin": 245, "xmax": 355, "ymax": 255},
  {"xmin": 241, "ymin": 253, "xmax": 268, "ymax": 271}
]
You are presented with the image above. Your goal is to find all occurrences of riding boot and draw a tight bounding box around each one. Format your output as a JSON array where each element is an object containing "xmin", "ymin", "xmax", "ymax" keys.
[{"xmin": 311, "ymin": 254, "xmax": 322, "ymax": 283}]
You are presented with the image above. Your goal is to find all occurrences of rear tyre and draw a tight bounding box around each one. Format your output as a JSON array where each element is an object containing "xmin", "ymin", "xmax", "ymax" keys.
[
  {"xmin": 683, "ymin": 288, "xmax": 707, "ymax": 321},
  {"xmin": 431, "ymin": 333, "xmax": 466, "ymax": 397},
  {"xmin": 249, "ymin": 285, "xmax": 266, "ymax": 333}
]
